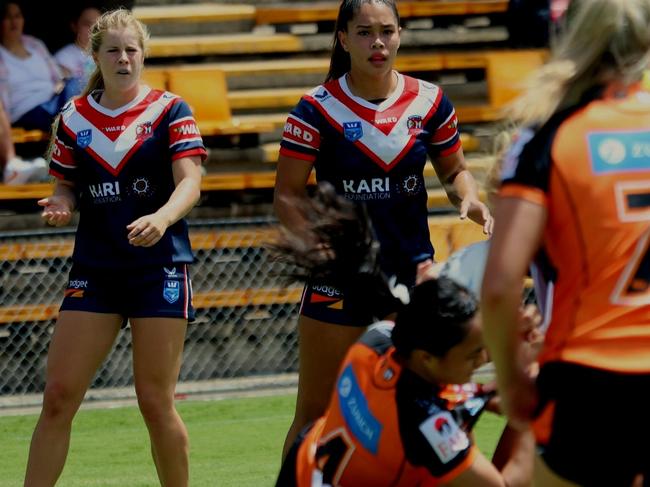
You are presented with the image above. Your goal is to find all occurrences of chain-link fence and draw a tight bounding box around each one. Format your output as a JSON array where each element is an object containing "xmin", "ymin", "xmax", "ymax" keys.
[
  {"xmin": 0, "ymin": 214, "xmax": 498, "ymax": 397},
  {"xmin": 0, "ymin": 216, "xmax": 302, "ymax": 396}
]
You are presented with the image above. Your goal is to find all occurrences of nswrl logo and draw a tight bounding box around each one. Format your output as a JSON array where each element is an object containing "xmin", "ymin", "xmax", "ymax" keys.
[{"xmin": 77, "ymin": 129, "xmax": 92, "ymax": 148}]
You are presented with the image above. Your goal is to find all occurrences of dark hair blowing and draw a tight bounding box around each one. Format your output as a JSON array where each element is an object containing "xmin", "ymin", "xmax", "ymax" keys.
[
  {"xmin": 326, "ymin": 0, "xmax": 400, "ymax": 82},
  {"xmin": 392, "ymin": 277, "xmax": 477, "ymax": 358},
  {"xmin": 270, "ymin": 182, "xmax": 478, "ymax": 355}
]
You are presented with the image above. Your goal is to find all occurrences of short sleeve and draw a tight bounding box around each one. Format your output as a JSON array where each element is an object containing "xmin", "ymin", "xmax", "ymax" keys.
[
  {"xmin": 167, "ymin": 99, "xmax": 208, "ymax": 162},
  {"xmin": 500, "ymin": 114, "xmax": 566, "ymax": 206},
  {"xmin": 416, "ymin": 410, "xmax": 475, "ymax": 480},
  {"xmin": 49, "ymin": 114, "xmax": 77, "ymax": 182},
  {"xmin": 397, "ymin": 374, "xmax": 477, "ymax": 481},
  {"xmin": 279, "ymin": 97, "xmax": 322, "ymax": 163},
  {"xmin": 427, "ymin": 93, "xmax": 461, "ymax": 158}
]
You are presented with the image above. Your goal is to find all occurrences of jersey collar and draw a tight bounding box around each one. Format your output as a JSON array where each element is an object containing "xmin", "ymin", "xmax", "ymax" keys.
[
  {"xmin": 87, "ymin": 85, "xmax": 152, "ymax": 117},
  {"xmin": 339, "ymin": 71, "xmax": 405, "ymax": 112}
]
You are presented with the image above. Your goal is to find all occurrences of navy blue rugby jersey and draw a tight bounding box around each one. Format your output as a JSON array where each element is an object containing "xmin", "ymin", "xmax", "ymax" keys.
[
  {"xmin": 280, "ymin": 73, "xmax": 461, "ymax": 282},
  {"xmin": 49, "ymin": 87, "xmax": 207, "ymax": 268}
]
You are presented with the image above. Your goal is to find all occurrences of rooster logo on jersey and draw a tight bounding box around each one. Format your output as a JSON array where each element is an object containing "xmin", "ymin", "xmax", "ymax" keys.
[
  {"xmin": 136, "ymin": 121, "xmax": 153, "ymax": 141},
  {"xmin": 407, "ymin": 115, "xmax": 423, "ymax": 135}
]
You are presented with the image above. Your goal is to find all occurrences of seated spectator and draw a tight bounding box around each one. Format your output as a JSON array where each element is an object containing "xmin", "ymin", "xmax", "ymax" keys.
[
  {"xmin": 20, "ymin": 0, "xmax": 134, "ymax": 53},
  {"xmin": 0, "ymin": 101, "xmax": 46, "ymax": 184},
  {"xmin": 0, "ymin": 1, "xmax": 82, "ymax": 132},
  {"xmin": 54, "ymin": 6, "xmax": 100, "ymax": 86}
]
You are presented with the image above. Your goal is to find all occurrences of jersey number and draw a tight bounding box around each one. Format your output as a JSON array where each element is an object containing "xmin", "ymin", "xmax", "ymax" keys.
[
  {"xmin": 315, "ymin": 428, "xmax": 354, "ymax": 487},
  {"xmin": 612, "ymin": 181, "xmax": 650, "ymax": 305}
]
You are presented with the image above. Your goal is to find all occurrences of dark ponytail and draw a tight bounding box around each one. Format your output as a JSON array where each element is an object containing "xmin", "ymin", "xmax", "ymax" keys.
[
  {"xmin": 270, "ymin": 182, "xmax": 478, "ymax": 351},
  {"xmin": 325, "ymin": 0, "xmax": 400, "ymax": 82},
  {"xmin": 392, "ymin": 277, "xmax": 477, "ymax": 358},
  {"xmin": 270, "ymin": 182, "xmax": 399, "ymax": 325},
  {"xmin": 270, "ymin": 183, "xmax": 478, "ymax": 346}
]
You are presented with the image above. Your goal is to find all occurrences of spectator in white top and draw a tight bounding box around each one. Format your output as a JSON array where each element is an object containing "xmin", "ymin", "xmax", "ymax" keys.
[
  {"xmin": 0, "ymin": 1, "xmax": 82, "ymax": 132},
  {"xmin": 0, "ymin": 100, "xmax": 46, "ymax": 185},
  {"xmin": 54, "ymin": 6, "xmax": 100, "ymax": 86}
]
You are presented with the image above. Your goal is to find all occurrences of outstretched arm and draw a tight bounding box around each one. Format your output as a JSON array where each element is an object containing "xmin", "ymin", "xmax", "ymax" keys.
[{"xmin": 432, "ymin": 149, "xmax": 493, "ymax": 235}]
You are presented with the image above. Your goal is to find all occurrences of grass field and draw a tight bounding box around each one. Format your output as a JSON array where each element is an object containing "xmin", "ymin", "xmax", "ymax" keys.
[{"xmin": 0, "ymin": 393, "xmax": 506, "ymax": 486}]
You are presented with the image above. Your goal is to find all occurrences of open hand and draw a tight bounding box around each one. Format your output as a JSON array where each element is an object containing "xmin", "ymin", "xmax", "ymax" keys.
[
  {"xmin": 126, "ymin": 213, "xmax": 168, "ymax": 247},
  {"xmin": 460, "ymin": 197, "xmax": 494, "ymax": 235},
  {"xmin": 38, "ymin": 195, "xmax": 73, "ymax": 226}
]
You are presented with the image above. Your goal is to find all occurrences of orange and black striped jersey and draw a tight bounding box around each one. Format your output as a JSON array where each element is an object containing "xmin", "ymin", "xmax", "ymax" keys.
[
  {"xmin": 291, "ymin": 323, "xmax": 493, "ymax": 487},
  {"xmin": 501, "ymin": 85, "xmax": 650, "ymax": 373}
]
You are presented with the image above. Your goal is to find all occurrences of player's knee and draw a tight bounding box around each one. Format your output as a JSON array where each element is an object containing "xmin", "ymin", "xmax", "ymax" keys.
[
  {"xmin": 135, "ymin": 385, "xmax": 174, "ymax": 425},
  {"xmin": 41, "ymin": 381, "xmax": 79, "ymax": 421}
]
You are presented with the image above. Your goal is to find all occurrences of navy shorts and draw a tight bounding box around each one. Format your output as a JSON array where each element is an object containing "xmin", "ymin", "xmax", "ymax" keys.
[
  {"xmin": 299, "ymin": 278, "xmax": 401, "ymax": 327},
  {"xmin": 60, "ymin": 263, "xmax": 195, "ymax": 322},
  {"xmin": 533, "ymin": 362, "xmax": 650, "ymax": 486}
]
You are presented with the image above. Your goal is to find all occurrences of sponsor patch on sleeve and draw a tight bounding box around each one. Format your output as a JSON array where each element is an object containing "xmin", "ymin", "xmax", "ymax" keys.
[
  {"xmin": 432, "ymin": 112, "xmax": 459, "ymax": 145},
  {"xmin": 282, "ymin": 114, "xmax": 320, "ymax": 150},
  {"xmin": 169, "ymin": 117, "xmax": 202, "ymax": 147},
  {"xmin": 51, "ymin": 137, "xmax": 76, "ymax": 168},
  {"xmin": 419, "ymin": 411, "xmax": 469, "ymax": 464}
]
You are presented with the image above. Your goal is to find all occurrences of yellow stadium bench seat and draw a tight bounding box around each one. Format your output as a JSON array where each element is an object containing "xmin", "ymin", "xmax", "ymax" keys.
[
  {"xmin": 141, "ymin": 67, "xmax": 168, "ymax": 91},
  {"xmin": 221, "ymin": 50, "xmax": 546, "ymax": 124},
  {"xmin": 255, "ymin": 0, "xmax": 509, "ymax": 25},
  {"xmin": 166, "ymin": 68, "xmax": 275, "ymax": 136},
  {"xmin": 147, "ymin": 33, "xmax": 303, "ymax": 58},
  {"xmin": 134, "ymin": 4, "xmax": 255, "ymax": 24},
  {"xmin": 11, "ymin": 128, "xmax": 48, "ymax": 144}
]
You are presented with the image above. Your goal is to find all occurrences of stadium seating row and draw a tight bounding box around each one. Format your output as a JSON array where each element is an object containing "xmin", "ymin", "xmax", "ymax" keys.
[
  {"xmin": 133, "ymin": 1, "xmax": 509, "ymax": 27},
  {"xmin": 0, "ymin": 215, "xmax": 488, "ymax": 324},
  {"xmin": 10, "ymin": 49, "xmax": 546, "ymax": 145},
  {"xmin": 149, "ymin": 50, "xmax": 546, "ymax": 130}
]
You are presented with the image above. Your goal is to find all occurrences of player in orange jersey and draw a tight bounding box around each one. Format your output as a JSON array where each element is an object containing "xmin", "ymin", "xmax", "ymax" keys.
[
  {"xmin": 273, "ymin": 184, "xmax": 534, "ymax": 487},
  {"xmin": 482, "ymin": 0, "xmax": 650, "ymax": 485}
]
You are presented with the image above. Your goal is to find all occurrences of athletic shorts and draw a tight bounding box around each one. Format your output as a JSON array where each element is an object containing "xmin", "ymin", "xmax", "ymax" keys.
[
  {"xmin": 60, "ymin": 262, "xmax": 195, "ymax": 322},
  {"xmin": 299, "ymin": 278, "xmax": 401, "ymax": 327},
  {"xmin": 533, "ymin": 362, "xmax": 650, "ymax": 486}
]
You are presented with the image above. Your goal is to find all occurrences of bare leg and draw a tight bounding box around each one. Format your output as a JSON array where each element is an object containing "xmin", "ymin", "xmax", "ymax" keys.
[
  {"xmin": 24, "ymin": 311, "xmax": 122, "ymax": 487},
  {"xmin": 131, "ymin": 317, "xmax": 188, "ymax": 487},
  {"xmin": 281, "ymin": 316, "xmax": 365, "ymax": 459}
]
